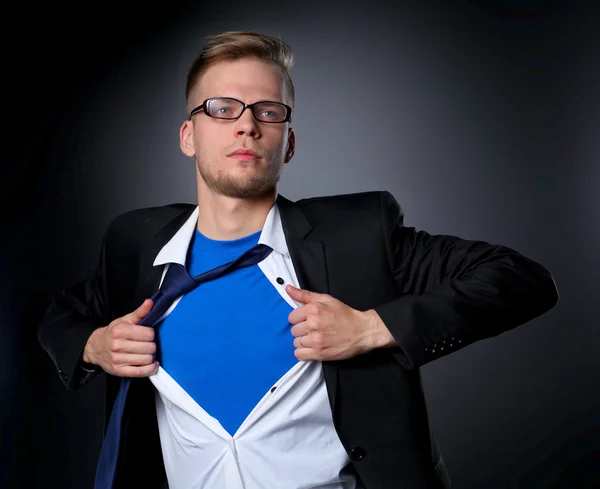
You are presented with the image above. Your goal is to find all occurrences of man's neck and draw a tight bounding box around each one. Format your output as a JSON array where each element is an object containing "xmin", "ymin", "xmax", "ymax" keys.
[{"xmin": 196, "ymin": 190, "xmax": 276, "ymax": 241}]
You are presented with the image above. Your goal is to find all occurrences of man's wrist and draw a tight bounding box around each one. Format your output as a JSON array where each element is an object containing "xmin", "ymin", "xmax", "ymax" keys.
[
  {"xmin": 81, "ymin": 349, "xmax": 97, "ymax": 369},
  {"xmin": 82, "ymin": 328, "xmax": 101, "ymax": 365},
  {"xmin": 364, "ymin": 309, "xmax": 397, "ymax": 349},
  {"xmin": 82, "ymin": 348, "xmax": 94, "ymax": 364}
]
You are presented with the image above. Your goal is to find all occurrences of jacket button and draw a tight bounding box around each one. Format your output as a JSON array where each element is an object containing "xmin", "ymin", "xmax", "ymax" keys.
[
  {"xmin": 350, "ymin": 447, "xmax": 366, "ymax": 461},
  {"xmin": 276, "ymin": 277, "xmax": 284, "ymax": 285}
]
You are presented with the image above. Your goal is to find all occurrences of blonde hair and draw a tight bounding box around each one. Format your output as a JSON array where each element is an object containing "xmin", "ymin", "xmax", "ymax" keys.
[{"xmin": 186, "ymin": 31, "xmax": 295, "ymax": 112}]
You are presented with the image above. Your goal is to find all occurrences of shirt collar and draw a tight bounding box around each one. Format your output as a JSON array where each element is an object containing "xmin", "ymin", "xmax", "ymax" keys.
[{"xmin": 153, "ymin": 201, "xmax": 290, "ymax": 267}]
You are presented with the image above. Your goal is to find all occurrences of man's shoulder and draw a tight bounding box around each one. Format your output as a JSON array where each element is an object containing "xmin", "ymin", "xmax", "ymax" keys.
[
  {"xmin": 106, "ymin": 202, "xmax": 196, "ymax": 236},
  {"xmin": 292, "ymin": 190, "xmax": 402, "ymax": 218}
]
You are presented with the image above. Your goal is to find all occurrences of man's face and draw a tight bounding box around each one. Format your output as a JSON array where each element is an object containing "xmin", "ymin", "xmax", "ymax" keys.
[{"xmin": 180, "ymin": 58, "xmax": 295, "ymax": 199}]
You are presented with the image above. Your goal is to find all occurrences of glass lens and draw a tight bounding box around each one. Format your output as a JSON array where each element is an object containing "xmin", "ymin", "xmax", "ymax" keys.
[
  {"xmin": 206, "ymin": 98, "xmax": 243, "ymax": 119},
  {"xmin": 252, "ymin": 102, "xmax": 288, "ymax": 122}
]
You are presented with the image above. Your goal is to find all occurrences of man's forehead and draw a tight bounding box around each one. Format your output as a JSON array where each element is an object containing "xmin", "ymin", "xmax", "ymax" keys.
[{"xmin": 194, "ymin": 59, "xmax": 287, "ymax": 101}]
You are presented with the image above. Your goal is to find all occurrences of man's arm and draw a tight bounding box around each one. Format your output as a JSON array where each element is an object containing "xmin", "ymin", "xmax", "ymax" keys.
[
  {"xmin": 374, "ymin": 191, "xmax": 559, "ymax": 369},
  {"xmin": 37, "ymin": 225, "xmax": 114, "ymax": 390}
]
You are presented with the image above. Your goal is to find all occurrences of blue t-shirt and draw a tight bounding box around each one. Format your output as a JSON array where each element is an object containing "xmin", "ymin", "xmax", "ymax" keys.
[{"xmin": 156, "ymin": 229, "xmax": 297, "ymax": 435}]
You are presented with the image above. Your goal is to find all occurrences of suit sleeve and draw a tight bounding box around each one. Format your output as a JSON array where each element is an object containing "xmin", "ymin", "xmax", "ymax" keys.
[
  {"xmin": 373, "ymin": 191, "xmax": 559, "ymax": 370},
  {"xmin": 37, "ymin": 222, "xmax": 115, "ymax": 391}
]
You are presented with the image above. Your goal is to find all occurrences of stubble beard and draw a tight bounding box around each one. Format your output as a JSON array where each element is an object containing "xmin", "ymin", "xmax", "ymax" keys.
[{"xmin": 197, "ymin": 156, "xmax": 283, "ymax": 199}]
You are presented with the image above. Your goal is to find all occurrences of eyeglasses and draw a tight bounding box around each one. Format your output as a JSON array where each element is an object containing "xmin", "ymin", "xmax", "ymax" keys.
[{"xmin": 189, "ymin": 97, "xmax": 292, "ymax": 123}]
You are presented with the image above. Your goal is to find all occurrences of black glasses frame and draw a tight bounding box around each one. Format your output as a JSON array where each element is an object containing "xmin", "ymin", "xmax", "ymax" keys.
[{"xmin": 188, "ymin": 97, "xmax": 292, "ymax": 123}]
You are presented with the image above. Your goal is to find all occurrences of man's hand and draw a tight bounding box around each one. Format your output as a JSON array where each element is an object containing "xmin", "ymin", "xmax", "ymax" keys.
[
  {"xmin": 286, "ymin": 285, "xmax": 397, "ymax": 361},
  {"xmin": 82, "ymin": 299, "xmax": 159, "ymax": 377}
]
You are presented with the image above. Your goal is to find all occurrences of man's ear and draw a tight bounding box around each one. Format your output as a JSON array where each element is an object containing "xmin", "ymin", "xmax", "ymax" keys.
[
  {"xmin": 284, "ymin": 128, "xmax": 296, "ymax": 163},
  {"xmin": 180, "ymin": 120, "xmax": 195, "ymax": 157}
]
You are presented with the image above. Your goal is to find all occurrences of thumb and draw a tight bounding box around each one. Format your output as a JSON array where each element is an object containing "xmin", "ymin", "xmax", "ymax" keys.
[
  {"xmin": 126, "ymin": 298, "xmax": 154, "ymax": 324},
  {"xmin": 286, "ymin": 285, "xmax": 325, "ymax": 303}
]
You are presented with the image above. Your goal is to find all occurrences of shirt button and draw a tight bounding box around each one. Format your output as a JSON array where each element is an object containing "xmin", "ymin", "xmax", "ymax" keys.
[
  {"xmin": 270, "ymin": 386, "xmax": 277, "ymax": 393},
  {"xmin": 350, "ymin": 447, "xmax": 366, "ymax": 461},
  {"xmin": 276, "ymin": 277, "xmax": 284, "ymax": 285}
]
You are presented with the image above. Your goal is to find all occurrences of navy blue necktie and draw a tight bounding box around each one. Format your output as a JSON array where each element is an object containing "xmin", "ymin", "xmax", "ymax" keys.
[{"xmin": 94, "ymin": 243, "xmax": 273, "ymax": 489}]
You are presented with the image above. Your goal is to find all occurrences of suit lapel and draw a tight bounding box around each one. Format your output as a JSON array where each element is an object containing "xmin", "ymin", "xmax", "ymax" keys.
[
  {"xmin": 136, "ymin": 206, "xmax": 197, "ymax": 307},
  {"xmin": 138, "ymin": 198, "xmax": 328, "ymax": 297},
  {"xmin": 276, "ymin": 194, "xmax": 338, "ymax": 412}
]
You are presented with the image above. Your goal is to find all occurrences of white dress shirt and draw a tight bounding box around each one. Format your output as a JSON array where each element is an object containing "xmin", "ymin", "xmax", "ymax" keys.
[{"xmin": 148, "ymin": 202, "xmax": 356, "ymax": 489}]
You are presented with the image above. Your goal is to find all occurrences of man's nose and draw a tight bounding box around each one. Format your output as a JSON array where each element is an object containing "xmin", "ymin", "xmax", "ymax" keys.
[{"xmin": 235, "ymin": 108, "xmax": 260, "ymax": 138}]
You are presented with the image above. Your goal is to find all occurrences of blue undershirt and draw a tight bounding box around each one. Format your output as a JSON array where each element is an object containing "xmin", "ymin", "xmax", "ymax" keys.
[{"xmin": 156, "ymin": 229, "xmax": 297, "ymax": 436}]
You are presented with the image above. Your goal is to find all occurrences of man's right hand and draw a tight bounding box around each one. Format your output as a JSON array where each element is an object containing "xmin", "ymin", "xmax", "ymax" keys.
[{"xmin": 82, "ymin": 299, "xmax": 159, "ymax": 377}]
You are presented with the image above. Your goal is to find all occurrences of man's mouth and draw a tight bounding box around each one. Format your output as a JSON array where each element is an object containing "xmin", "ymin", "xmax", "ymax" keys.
[{"xmin": 228, "ymin": 148, "xmax": 261, "ymax": 161}]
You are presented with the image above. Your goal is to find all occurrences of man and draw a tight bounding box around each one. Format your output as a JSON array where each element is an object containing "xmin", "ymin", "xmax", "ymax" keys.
[{"xmin": 38, "ymin": 31, "xmax": 559, "ymax": 489}]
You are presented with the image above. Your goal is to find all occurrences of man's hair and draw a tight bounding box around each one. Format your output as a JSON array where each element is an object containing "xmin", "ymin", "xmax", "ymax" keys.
[{"xmin": 186, "ymin": 31, "xmax": 295, "ymax": 112}]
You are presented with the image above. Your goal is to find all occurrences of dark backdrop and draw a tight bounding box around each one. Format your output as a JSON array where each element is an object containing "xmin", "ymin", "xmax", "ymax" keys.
[{"xmin": 2, "ymin": 1, "xmax": 598, "ymax": 488}]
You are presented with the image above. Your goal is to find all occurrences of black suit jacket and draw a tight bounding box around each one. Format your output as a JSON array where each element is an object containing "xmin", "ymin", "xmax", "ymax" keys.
[{"xmin": 38, "ymin": 191, "xmax": 558, "ymax": 489}]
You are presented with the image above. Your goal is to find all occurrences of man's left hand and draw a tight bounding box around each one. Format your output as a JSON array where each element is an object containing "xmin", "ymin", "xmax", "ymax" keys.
[{"xmin": 286, "ymin": 285, "xmax": 397, "ymax": 361}]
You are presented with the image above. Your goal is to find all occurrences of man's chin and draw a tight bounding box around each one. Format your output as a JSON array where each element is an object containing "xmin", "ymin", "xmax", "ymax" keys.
[
  {"xmin": 210, "ymin": 180, "xmax": 277, "ymax": 200},
  {"xmin": 198, "ymin": 164, "xmax": 281, "ymax": 200}
]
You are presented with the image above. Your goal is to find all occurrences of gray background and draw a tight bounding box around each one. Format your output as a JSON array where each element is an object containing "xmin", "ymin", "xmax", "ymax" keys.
[{"xmin": 2, "ymin": 1, "xmax": 599, "ymax": 488}]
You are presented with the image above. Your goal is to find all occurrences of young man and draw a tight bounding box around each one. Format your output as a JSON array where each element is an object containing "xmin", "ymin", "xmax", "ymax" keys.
[{"xmin": 38, "ymin": 31, "xmax": 559, "ymax": 489}]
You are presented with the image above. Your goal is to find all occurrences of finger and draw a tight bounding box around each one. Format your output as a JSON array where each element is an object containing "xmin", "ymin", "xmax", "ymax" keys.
[
  {"xmin": 286, "ymin": 285, "xmax": 326, "ymax": 304},
  {"xmin": 112, "ymin": 338, "xmax": 157, "ymax": 355},
  {"xmin": 113, "ymin": 324, "xmax": 155, "ymax": 342},
  {"xmin": 294, "ymin": 348, "xmax": 316, "ymax": 362},
  {"xmin": 124, "ymin": 299, "xmax": 155, "ymax": 324},
  {"xmin": 288, "ymin": 306, "xmax": 308, "ymax": 325},
  {"xmin": 293, "ymin": 335, "xmax": 310, "ymax": 349},
  {"xmin": 110, "ymin": 353, "xmax": 156, "ymax": 367},
  {"xmin": 290, "ymin": 323, "xmax": 309, "ymax": 339},
  {"xmin": 118, "ymin": 362, "xmax": 160, "ymax": 378}
]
